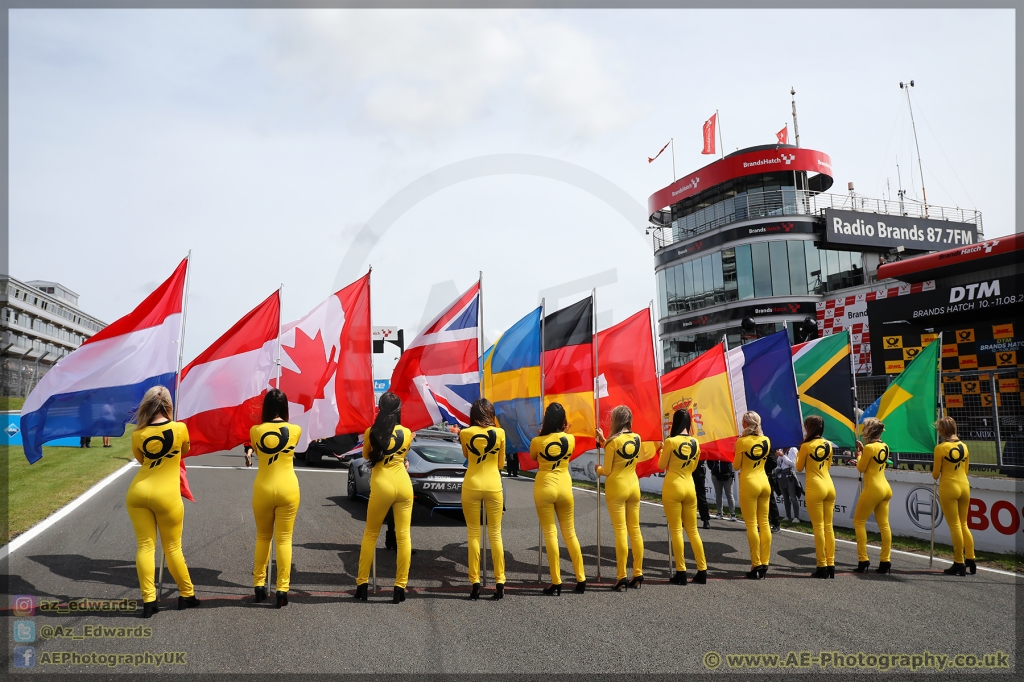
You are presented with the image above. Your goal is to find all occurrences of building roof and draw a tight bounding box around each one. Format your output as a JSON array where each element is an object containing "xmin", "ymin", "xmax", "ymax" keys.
[{"xmin": 875, "ymin": 232, "xmax": 1023, "ymax": 284}]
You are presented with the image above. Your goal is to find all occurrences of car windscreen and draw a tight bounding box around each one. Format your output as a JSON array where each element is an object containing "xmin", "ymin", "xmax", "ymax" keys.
[{"xmin": 412, "ymin": 444, "xmax": 465, "ymax": 465}]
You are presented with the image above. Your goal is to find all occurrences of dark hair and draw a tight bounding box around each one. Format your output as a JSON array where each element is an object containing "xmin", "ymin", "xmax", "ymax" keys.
[
  {"xmin": 470, "ymin": 399, "xmax": 496, "ymax": 427},
  {"xmin": 539, "ymin": 402, "xmax": 567, "ymax": 437},
  {"xmin": 803, "ymin": 415, "xmax": 825, "ymax": 443},
  {"xmin": 262, "ymin": 388, "xmax": 289, "ymax": 422},
  {"xmin": 369, "ymin": 392, "xmax": 402, "ymax": 465},
  {"xmin": 670, "ymin": 409, "xmax": 692, "ymax": 437}
]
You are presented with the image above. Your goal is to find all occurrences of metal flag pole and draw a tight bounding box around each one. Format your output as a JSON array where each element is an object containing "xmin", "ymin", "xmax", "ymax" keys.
[
  {"xmin": 538, "ymin": 297, "xmax": 546, "ymax": 583},
  {"xmin": 373, "ymin": 530, "xmax": 378, "ymax": 593},
  {"xmin": 848, "ymin": 331, "xmax": 865, "ymax": 499},
  {"xmin": 478, "ymin": 271, "xmax": 485, "ymax": 399},
  {"xmin": 930, "ymin": 331, "xmax": 942, "ymax": 568},
  {"xmin": 267, "ymin": 539, "xmax": 274, "ymax": 591},
  {"xmin": 481, "ymin": 506, "xmax": 488, "ymax": 588},
  {"xmin": 157, "ymin": 552, "xmax": 165, "ymax": 601},
  {"xmin": 649, "ymin": 299, "xmax": 671, "ymax": 576},
  {"xmin": 368, "ymin": 266, "xmax": 375, "ymax": 405},
  {"xmin": 275, "ymin": 284, "xmax": 284, "ymax": 383},
  {"xmin": 670, "ymin": 138, "xmax": 676, "ymax": 181},
  {"xmin": 717, "ymin": 109, "xmax": 724, "ymax": 159},
  {"xmin": 593, "ymin": 288, "xmax": 601, "ymax": 582}
]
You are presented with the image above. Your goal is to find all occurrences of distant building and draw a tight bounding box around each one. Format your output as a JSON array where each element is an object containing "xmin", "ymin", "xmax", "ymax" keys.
[{"xmin": 1, "ymin": 276, "xmax": 106, "ymax": 398}]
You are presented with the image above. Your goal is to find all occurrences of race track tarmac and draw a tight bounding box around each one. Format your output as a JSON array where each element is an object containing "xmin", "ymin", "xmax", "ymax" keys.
[{"xmin": 3, "ymin": 450, "xmax": 1019, "ymax": 676}]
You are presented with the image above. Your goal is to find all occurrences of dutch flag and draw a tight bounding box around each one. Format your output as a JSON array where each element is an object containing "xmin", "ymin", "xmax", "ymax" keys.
[{"xmin": 20, "ymin": 259, "xmax": 188, "ymax": 464}]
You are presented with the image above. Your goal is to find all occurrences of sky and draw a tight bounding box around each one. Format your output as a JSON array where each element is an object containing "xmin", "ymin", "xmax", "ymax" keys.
[{"xmin": 9, "ymin": 8, "xmax": 1016, "ymax": 367}]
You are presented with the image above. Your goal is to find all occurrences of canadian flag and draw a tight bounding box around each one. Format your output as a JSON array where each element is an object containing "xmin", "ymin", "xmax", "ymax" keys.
[
  {"xmin": 178, "ymin": 291, "xmax": 281, "ymax": 457},
  {"xmin": 777, "ymin": 125, "xmax": 788, "ymax": 144},
  {"xmin": 272, "ymin": 273, "xmax": 374, "ymax": 451},
  {"xmin": 702, "ymin": 113, "xmax": 717, "ymax": 155}
]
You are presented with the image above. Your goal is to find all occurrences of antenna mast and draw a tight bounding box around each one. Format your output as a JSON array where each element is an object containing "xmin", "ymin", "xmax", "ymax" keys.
[
  {"xmin": 790, "ymin": 87, "xmax": 801, "ymax": 148},
  {"xmin": 900, "ymin": 80, "xmax": 928, "ymax": 217}
]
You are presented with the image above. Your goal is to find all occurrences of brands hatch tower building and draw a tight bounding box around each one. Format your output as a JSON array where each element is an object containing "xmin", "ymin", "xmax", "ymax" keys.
[{"xmin": 649, "ymin": 143, "xmax": 983, "ymax": 373}]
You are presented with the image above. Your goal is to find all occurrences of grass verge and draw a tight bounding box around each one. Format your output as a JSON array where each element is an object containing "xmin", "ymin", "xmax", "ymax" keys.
[
  {"xmin": 0, "ymin": 396, "xmax": 26, "ymax": 411},
  {"xmin": 4, "ymin": 428, "xmax": 135, "ymax": 543}
]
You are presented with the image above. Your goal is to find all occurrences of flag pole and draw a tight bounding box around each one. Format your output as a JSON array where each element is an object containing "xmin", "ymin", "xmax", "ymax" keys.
[
  {"xmin": 368, "ymin": 265, "xmax": 375, "ymax": 405},
  {"xmin": 275, "ymin": 284, "xmax": 284, "ymax": 383},
  {"xmin": 930, "ymin": 331, "xmax": 942, "ymax": 568},
  {"xmin": 649, "ymin": 299, "xmax": 671, "ymax": 575},
  {"xmin": 848, "ymin": 331, "xmax": 865, "ymax": 497},
  {"xmin": 478, "ymin": 271, "xmax": 488, "ymax": 587},
  {"xmin": 670, "ymin": 138, "xmax": 676, "ymax": 181},
  {"xmin": 539, "ymin": 297, "xmax": 546, "ymax": 583},
  {"xmin": 593, "ymin": 288, "xmax": 601, "ymax": 582},
  {"xmin": 717, "ymin": 110, "xmax": 724, "ymax": 158}
]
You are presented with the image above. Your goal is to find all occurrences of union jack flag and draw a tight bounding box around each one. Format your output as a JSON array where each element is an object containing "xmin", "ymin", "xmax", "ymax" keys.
[{"xmin": 389, "ymin": 282, "xmax": 481, "ymax": 429}]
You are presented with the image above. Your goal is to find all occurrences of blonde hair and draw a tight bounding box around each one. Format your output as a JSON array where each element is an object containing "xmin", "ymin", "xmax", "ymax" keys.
[
  {"xmin": 861, "ymin": 417, "xmax": 885, "ymax": 442},
  {"xmin": 135, "ymin": 386, "xmax": 173, "ymax": 427},
  {"xmin": 741, "ymin": 411, "xmax": 762, "ymax": 437},
  {"xmin": 609, "ymin": 405, "xmax": 633, "ymax": 439},
  {"xmin": 936, "ymin": 416, "xmax": 959, "ymax": 441}
]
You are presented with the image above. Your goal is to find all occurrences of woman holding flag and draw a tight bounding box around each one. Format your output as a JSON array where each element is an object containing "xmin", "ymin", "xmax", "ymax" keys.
[
  {"xmin": 658, "ymin": 409, "xmax": 708, "ymax": 585},
  {"xmin": 733, "ymin": 411, "xmax": 773, "ymax": 580},
  {"xmin": 249, "ymin": 388, "xmax": 302, "ymax": 608},
  {"xmin": 796, "ymin": 415, "xmax": 836, "ymax": 579},
  {"xmin": 595, "ymin": 405, "xmax": 652, "ymax": 591},
  {"xmin": 126, "ymin": 385, "xmax": 200, "ymax": 617},
  {"xmin": 355, "ymin": 392, "xmax": 415, "ymax": 603},
  {"xmin": 529, "ymin": 402, "xmax": 587, "ymax": 595},
  {"xmin": 853, "ymin": 417, "xmax": 893, "ymax": 574},
  {"xmin": 933, "ymin": 417, "xmax": 976, "ymax": 577},
  {"xmin": 458, "ymin": 399, "xmax": 507, "ymax": 600}
]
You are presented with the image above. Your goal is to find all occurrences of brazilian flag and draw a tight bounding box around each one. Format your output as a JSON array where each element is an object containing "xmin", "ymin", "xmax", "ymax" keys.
[
  {"xmin": 861, "ymin": 339, "xmax": 940, "ymax": 453},
  {"xmin": 793, "ymin": 331, "xmax": 856, "ymax": 448}
]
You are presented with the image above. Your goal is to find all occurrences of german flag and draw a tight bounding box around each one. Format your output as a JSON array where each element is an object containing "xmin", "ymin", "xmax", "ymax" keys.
[{"xmin": 543, "ymin": 296, "xmax": 595, "ymax": 456}]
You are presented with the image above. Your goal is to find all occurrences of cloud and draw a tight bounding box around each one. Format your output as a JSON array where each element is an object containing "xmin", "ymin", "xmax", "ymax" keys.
[{"xmin": 258, "ymin": 9, "xmax": 639, "ymax": 138}]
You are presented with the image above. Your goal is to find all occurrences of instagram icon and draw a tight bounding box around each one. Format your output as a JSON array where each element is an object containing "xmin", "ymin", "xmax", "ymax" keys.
[{"xmin": 12, "ymin": 595, "xmax": 36, "ymax": 616}]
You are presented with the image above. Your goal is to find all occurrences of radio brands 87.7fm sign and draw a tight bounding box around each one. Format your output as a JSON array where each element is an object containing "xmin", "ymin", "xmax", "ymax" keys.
[{"xmin": 823, "ymin": 208, "xmax": 979, "ymax": 253}]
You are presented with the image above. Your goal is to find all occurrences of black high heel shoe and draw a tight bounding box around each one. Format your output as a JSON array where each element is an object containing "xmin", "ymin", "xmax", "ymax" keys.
[
  {"xmin": 745, "ymin": 568, "xmax": 762, "ymax": 580},
  {"xmin": 628, "ymin": 576, "xmax": 644, "ymax": 589},
  {"xmin": 542, "ymin": 583, "xmax": 562, "ymax": 596},
  {"xmin": 469, "ymin": 583, "xmax": 481, "ymax": 600},
  {"xmin": 254, "ymin": 586, "xmax": 268, "ymax": 603},
  {"xmin": 810, "ymin": 567, "xmax": 828, "ymax": 579},
  {"xmin": 757, "ymin": 565, "xmax": 768, "ymax": 579},
  {"xmin": 492, "ymin": 583, "xmax": 504, "ymax": 600},
  {"xmin": 670, "ymin": 571, "xmax": 687, "ymax": 585},
  {"xmin": 141, "ymin": 601, "xmax": 159, "ymax": 618},
  {"xmin": 276, "ymin": 591, "xmax": 288, "ymax": 608},
  {"xmin": 693, "ymin": 570, "xmax": 707, "ymax": 584},
  {"xmin": 393, "ymin": 587, "xmax": 405, "ymax": 603},
  {"xmin": 965, "ymin": 559, "xmax": 977, "ymax": 575},
  {"xmin": 573, "ymin": 580, "xmax": 586, "ymax": 594},
  {"xmin": 177, "ymin": 595, "xmax": 201, "ymax": 610},
  {"xmin": 826, "ymin": 566, "xmax": 835, "ymax": 579},
  {"xmin": 612, "ymin": 578, "xmax": 629, "ymax": 591},
  {"xmin": 853, "ymin": 561, "xmax": 870, "ymax": 573},
  {"xmin": 875, "ymin": 562, "xmax": 892, "ymax": 574},
  {"xmin": 943, "ymin": 563, "xmax": 966, "ymax": 576},
  {"xmin": 354, "ymin": 583, "xmax": 368, "ymax": 601}
]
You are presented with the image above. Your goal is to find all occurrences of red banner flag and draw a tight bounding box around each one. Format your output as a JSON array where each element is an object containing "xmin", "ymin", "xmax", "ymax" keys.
[
  {"xmin": 702, "ymin": 113, "xmax": 717, "ymax": 155},
  {"xmin": 648, "ymin": 140, "xmax": 671, "ymax": 163},
  {"xmin": 777, "ymin": 125, "xmax": 788, "ymax": 144}
]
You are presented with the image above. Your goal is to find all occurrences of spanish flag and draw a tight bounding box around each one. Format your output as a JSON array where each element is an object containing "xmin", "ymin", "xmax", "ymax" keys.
[
  {"xmin": 658, "ymin": 342, "xmax": 737, "ymax": 461},
  {"xmin": 543, "ymin": 296, "xmax": 596, "ymax": 457}
]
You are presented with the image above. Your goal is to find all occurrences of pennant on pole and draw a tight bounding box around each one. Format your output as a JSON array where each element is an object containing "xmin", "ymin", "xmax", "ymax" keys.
[
  {"xmin": 702, "ymin": 114, "xmax": 717, "ymax": 155},
  {"xmin": 777, "ymin": 125, "xmax": 788, "ymax": 144},
  {"xmin": 648, "ymin": 140, "xmax": 671, "ymax": 163}
]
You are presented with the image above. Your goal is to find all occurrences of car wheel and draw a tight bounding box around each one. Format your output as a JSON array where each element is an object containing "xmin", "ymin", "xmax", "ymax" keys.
[{"xmin": 347, "ymin": 473, "xmax": 358, "ymax": 501}]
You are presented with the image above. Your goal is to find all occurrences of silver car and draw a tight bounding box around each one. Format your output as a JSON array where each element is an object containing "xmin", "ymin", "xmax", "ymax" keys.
[{"xmin": 346, "ymin": 432, "xmax": 466, "ymax": 512}]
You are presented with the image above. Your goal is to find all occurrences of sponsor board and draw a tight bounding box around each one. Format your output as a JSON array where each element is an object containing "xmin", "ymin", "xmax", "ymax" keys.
[{"xmin": 823, "ymin": 208, "xmax": 978, "ymax": 252}]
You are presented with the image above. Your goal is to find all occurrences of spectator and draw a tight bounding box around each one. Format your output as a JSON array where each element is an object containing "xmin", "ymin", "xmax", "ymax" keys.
[
  {"xmin": 693, "ymin": 458, "xmax": 712, "ymax": 529},
  {"xmin": 707, "ymin": 459, "xmax": 737, "ymax": 521},
  {"xmin": 507, "ymin": 450, "xmax": 520, "ymax": 478},
  {"xmin": 776, "ymin": 445, "xmax": 801, "ymax": 522},
  {"xmin": 765, "ymin": 450, "xmax": 782, "ymax": 532}
]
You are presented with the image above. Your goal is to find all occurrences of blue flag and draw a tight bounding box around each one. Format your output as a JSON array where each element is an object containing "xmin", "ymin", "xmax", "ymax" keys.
[
  {"xmin": 726, "ymin": 330, "xmax": 804, "ymax": 448},
  {"xmin": 481, "ymin": 308, "xmax": 542, "ymax": 455}
]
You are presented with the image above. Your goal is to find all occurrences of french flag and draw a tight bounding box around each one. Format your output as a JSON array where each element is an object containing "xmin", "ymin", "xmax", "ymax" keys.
[
  {"xmin": 726, "ymin": 330, "xmax": 804, "ymax": 448},
  {"xmin": 390, "ymin": 282, "xmax": 481, "ymax": 430},
  {"xmin": 20, "ymin": 259, "xmax": 188, "ymax": 464},
  {"xmin": 177, "ymin": 291, "xmax": 280, "ymax": 457}
]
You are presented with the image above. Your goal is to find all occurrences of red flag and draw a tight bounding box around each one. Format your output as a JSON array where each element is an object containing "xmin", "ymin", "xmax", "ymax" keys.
[
  {"xmin": 777, "ymin": 125, "xmax": 788, "ymax": 144},
  {"xmin": 179, "ymin": 459, "xmax": 194, "ymax": 502},
  {"xmin": 648, "ymin": 140, "xmax": 671, "ymax": 163},
  {"xmin": 177, "ymin": 291, "xmax": 281, "ymax": 457},
  {"xmin": 596, "ymin": 310, "xmax": 662, "ymax": 477},
  {"xmin": 702, "ymin": 113, "xmax": 717, "ymax": 155}
]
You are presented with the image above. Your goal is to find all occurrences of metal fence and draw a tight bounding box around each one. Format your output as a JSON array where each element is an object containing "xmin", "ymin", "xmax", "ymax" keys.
[{"xmin": 854, "ymin": 370, "xmax": 1023, "ymax": 473}]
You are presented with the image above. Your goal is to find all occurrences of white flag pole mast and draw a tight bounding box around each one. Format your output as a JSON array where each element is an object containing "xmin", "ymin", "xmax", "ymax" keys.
[
  {"xmin": 717, "ymin": 110, "xmax": 724, "ymax": 159},
  {"xmin": 368, "ymin": 266, "xmax": 375, "ymax": 406},
  {"xmin": 593, "ymin": 288, "xmax": 601, "ymax": 582},
  {"xmin": 478, "ymin": 270, "xmax": 488, "ymax": 587},
  {"xmin": 275, "ymin": 284, "xmax": 284, "ymax": 383},
  {"xmin": 538, "ymin": 297, "xmax": 546, "ymax": 583}
]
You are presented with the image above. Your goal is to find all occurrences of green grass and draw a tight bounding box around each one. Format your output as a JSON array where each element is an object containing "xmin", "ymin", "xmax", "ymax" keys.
[
  {"xmin": 526, "ymin": 470, "xmax": 1024, "ymax": 573},
  {"xmin": 0, "ymin": 396, "xmax": 26, "ymax": 411},
  {"xmin": 4, "ymin": 428, "xmax": 136, "ymax": 542}
]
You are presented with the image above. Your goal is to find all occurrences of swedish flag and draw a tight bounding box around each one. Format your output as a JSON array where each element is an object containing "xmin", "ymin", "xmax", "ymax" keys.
[{"xmin": 482, "ymin": 307, "xmax": 542, "ymax": 455}]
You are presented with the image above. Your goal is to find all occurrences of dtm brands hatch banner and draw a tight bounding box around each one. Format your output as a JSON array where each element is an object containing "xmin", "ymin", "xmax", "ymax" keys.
[
  {"xmin": 823, "ymin": 209, "xmax": 979, "ymax": 253},
  {"xmin": 569, "ymin": 455, "xmax": 1022, "ymax": 554}
]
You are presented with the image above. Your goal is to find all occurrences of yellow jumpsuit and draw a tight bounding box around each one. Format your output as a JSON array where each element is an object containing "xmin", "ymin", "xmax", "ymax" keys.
[
  {"xmin": 854, "ymin": 442, "xmax": 893, "ymax": 563},
  {"xmin": 733, "ymin": 435, "xmax": 773, "ymax": 568},
  {"xmin": 797, "ymin": 438, "xmax": 836, "ymax": 568},
  {"xmin": 357, "ymin": 426, "xmax": 414, "ymax": 588},
  {"xmin": 598, "ymin": 432, "xmax": 652, "ymax": 581},
  {"xmin": 126, "ymin": 421, "xmax": 195, "ymax": 602},
  {"xmin": 459, "ymin": 425, "xmax": 506, "ymax": 584},
  {"xmin": 250, "ymin": 421, "xmax": 302, "ymax": 592},
  {"xmin": 529, "ymin": 432, "xmax": 586, "ymax": 585},
  {"xmin": 659, "ymin": 435, "xmax": 707, "ymax": 572},
  {"xmin": 933, "ymin": 440, "xmax": 975, "ymax": 564}
]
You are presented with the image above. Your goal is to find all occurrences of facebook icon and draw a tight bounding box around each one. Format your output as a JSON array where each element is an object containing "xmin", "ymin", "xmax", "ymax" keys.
[{"xmin": 13, "ymin": 646, "xmax": 35, "ymax": 668}]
